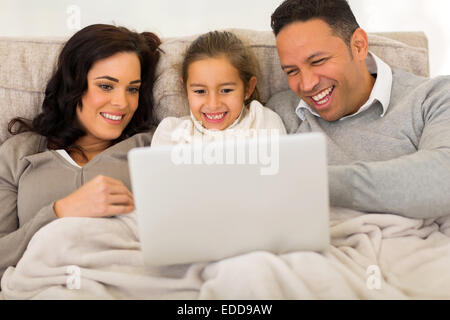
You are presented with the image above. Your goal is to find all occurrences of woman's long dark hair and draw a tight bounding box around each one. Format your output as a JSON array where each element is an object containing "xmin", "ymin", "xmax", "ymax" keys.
[{"xmin": 8, "ymin": 24, "xmax": 161, "ymax": 151}]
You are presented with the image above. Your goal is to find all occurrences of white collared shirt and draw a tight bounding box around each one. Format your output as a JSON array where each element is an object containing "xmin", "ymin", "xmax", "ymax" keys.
[
  {"xmin": 295, "ymin": 52, "xmax": 393, "ymax": 121},
  {"xmin": 55, "ymin": 149, "xmax": 82, "ymax": 168}
]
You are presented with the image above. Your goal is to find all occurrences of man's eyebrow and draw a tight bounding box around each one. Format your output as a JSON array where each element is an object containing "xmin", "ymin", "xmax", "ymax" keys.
[
  {"xmin": 94, "ymin": 76, "xmax": 141, "ymax": 84},
  {"xmin": 281, "ymin": 65, "xmax": 298, "ymax": 70},
  {"xmin": 306, "ymin": 51, "xmax": 329, "ymax": 61},
  {"xmin": 281, "ymin": 52, "xmax": 330, "ymax": 70}
]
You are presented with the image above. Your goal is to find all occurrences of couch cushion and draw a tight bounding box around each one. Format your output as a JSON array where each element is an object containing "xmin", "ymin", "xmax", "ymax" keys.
[
  {"xmin": 0, "ymin": 30, "xmax": 429, "ymax": 144},
  {"xmin": 153, "ymin": 30, "xmax": 429, "ymax": 124},
  {"xmin": 0, "ymin": 37, "xmax": 64, "ymax": 144}
]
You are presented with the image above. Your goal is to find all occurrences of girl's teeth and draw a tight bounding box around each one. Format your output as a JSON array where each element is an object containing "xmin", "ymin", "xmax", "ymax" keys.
[{"xmin": 205, "ymin": 113, "xmax": 225, "ymax": 120}]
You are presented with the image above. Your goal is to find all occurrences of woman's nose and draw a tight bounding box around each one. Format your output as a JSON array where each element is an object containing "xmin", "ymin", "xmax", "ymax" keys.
[{"xmin": 111, "ymin": 89, "xmax": 128, "ymax": 108}]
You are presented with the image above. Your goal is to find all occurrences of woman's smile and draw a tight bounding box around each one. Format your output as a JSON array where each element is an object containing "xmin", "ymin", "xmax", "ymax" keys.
[{"xmin": 100, "ymin": 112, "xmax": 126, "ymax": 124}]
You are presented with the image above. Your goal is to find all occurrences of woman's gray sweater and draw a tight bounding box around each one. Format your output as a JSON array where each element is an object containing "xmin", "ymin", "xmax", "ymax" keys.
[{"xmin": 0, "ymin": 131, "xmax": 153, "ymax": 278}]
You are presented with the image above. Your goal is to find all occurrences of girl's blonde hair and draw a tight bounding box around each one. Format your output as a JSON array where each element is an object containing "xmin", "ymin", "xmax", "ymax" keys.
[{"xmin": 181, "ymin": 30, "xmax": 260, "ymax": 105}]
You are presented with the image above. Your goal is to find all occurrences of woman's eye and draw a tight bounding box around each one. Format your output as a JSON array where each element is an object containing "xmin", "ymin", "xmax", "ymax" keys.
[
  {"xmin": 98, "ymin": 83, "xmax": 113, "ymax": 91},
  {"xmin": 128, "ymin": 87, "xmax": 140, "ymax": 94}
]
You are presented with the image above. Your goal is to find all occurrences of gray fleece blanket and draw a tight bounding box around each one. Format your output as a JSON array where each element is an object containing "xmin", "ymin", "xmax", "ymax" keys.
[{"xmin": 2, "ymin": 208, "xmax": 450, "ymax": 299}]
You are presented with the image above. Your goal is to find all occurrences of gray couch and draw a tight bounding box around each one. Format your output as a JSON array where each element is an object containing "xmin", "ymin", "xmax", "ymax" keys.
[
  {"xmin": 4, "ymin": 30, "xmax": 450, "ymax": 301},
  {"xmin": 0, "ymin": 30, "xmax": 429, "ymax": 144}
]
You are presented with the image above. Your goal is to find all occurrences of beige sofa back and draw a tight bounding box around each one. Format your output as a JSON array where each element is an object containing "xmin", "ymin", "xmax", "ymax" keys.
[{"xmin": 0, "ymin": 30, "xmax": 430, "ymax": 144}]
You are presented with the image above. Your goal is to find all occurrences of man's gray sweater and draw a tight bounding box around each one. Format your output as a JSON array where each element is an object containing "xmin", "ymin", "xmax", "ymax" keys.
[{"xmin": 267, "ymin": 69, "xmax": 450, "ymax": 218}]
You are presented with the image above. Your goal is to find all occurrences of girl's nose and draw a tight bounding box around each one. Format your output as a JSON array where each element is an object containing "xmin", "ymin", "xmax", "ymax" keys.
[{"xmin": 207, "ymin": 93, "xmax": 220, "ymax": 108}]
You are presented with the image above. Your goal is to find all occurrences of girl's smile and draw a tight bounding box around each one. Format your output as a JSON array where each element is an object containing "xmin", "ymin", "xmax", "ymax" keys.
[
  {"xmin": 202, "ymin": 111, "xmax": 227, "ymax": 123},
  {"xmin": 186, "ymin": 56, "xmax": 255, "ymax": 131}
]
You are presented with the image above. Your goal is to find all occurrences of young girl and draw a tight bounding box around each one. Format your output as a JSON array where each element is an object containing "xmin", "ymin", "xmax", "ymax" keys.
[{"xmin": 151, "ymin": 30, "xmax": 286, "ymax": 147}]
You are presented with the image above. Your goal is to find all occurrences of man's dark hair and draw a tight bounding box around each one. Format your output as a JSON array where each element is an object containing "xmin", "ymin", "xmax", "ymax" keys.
[{"xmin": 271, "ymin": 0, "xmax": 360, "ymax": 46}]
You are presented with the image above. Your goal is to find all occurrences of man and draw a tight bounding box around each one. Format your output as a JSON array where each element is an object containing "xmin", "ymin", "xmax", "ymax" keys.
[{"xmin": 267, "ymin": 0, "xmax": 450, "ymax": 218}]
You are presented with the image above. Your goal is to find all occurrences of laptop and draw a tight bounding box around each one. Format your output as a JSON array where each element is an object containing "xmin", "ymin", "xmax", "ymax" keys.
[{"xmin": 128, "ymin": 131, "xmax": 330, "ymax": 266}]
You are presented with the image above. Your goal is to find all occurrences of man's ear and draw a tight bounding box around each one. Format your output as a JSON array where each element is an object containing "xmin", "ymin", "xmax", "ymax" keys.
[
  {"xmin": 245, "ymin": 76, "xmax": 258, "ymax": 99},
  {"xmin": 351, "ymin": 28, "xmax": 369, "ymax": 61}
]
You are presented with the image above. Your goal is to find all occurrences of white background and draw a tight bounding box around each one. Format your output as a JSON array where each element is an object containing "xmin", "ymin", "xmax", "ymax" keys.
[{"xmin": 1, "ymin": 0, "xmax": 449, "ymax": 77}]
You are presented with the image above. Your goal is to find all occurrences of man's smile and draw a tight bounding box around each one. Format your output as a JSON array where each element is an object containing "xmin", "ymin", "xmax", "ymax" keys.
[{"xmin": 311, "ymin": 86, "xmax": 335, "ymax": 104}]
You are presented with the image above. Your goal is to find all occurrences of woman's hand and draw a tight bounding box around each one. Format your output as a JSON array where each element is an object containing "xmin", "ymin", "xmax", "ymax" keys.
[{"xmin": 53, "ymin": 175, "xmax": 135, "ymax": 218}]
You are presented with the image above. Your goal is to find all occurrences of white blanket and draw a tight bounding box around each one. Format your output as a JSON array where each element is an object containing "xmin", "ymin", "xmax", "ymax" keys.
[{"xmin": 2, "ymin": 208, "xmax": 450, "ymax": 300}]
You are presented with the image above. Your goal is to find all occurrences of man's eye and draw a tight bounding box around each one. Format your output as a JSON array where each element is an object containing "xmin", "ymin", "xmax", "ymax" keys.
[
  {"xmin": 312, "ymin": 58, "xmax": 326, "ymax": 65},
  {"xmin": 286, "ymin": 69, "xmax": 299, "ymax": 76}
]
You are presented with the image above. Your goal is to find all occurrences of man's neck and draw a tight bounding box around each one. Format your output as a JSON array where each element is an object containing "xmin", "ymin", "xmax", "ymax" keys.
[{"xmin": 354, "ymin": 66, "xmax": 376, "ymax": 114}]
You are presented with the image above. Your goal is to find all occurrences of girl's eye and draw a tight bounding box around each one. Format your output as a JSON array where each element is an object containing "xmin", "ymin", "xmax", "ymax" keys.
[
  {"xmin": 194, "ymin": 89, "xmax": 206, "ymax": 94},
  {"xmin": 221, "ymin": 88, "xmax": 234, "ymax": 94}
]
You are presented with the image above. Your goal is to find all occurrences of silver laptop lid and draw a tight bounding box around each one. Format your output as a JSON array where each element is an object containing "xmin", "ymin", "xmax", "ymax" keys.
[{"xmin": 128, "ymin": 132, "xmax": 329, "ymax": 266}]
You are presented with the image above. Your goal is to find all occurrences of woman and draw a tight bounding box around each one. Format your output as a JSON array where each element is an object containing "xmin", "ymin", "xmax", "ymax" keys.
[{"xmin": 0, "ymin": 24, "xmax": 161, "ymax": 278}]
